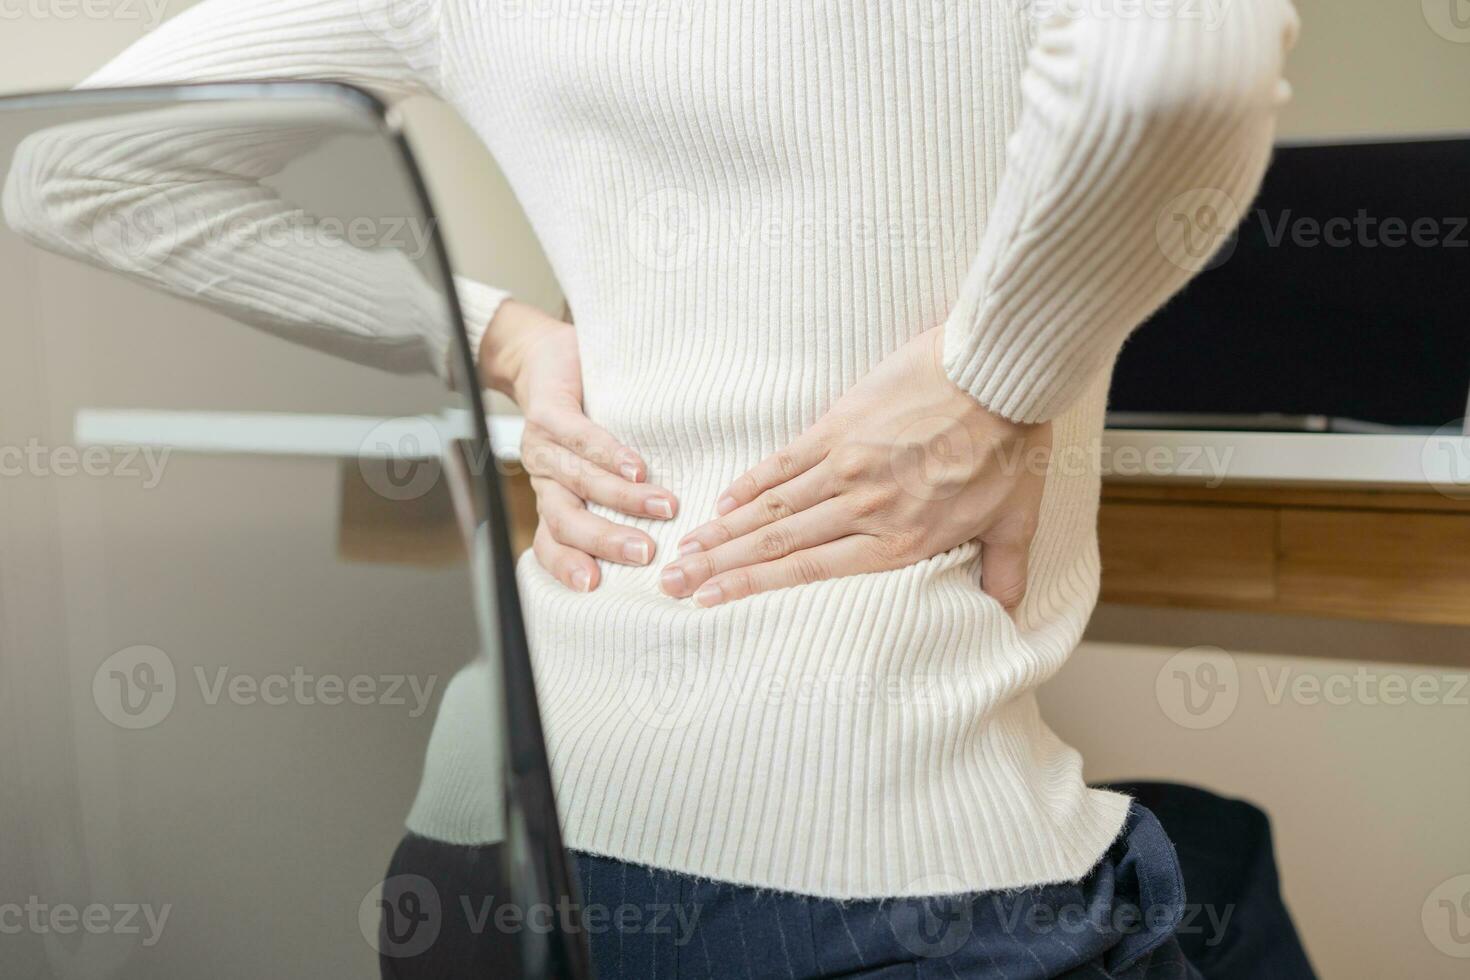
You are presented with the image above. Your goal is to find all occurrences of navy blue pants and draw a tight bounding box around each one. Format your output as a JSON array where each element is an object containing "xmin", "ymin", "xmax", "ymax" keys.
[{"xmin": 378, "ymin": 783, "xmax": 1315, "ymax": 978}]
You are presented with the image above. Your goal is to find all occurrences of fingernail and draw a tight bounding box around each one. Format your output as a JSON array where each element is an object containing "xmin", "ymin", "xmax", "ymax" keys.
[
  {"xmin": 623, "ymin": 539, "xmax": 651, "ymax": 565},
  {"xmin": 620, "ymin": 463, "xmax": 641, "ymax": 483},
  {"xmin": 716, "ymin": 496, "xmax": 737, "ymax": 516},
  {"xmin": 645, "ymin": 497, "xmax": 674, "ymax": 519},
  {"xmin": 571, "ymin": 569, "xmax": 592, "ymax": 592},
  {"xmin": 660, "ymin": 566, "xmax": 686, "ymax": 595},
  {"xmin": 693, "ymin": 582, "xmax": 723, "ymax": 607},
  {"xmin": 678, "ymin": 539, "xmax": 702, "ymax": 557}
]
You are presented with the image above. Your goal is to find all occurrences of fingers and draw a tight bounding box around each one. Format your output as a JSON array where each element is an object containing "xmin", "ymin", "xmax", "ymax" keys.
[
  {"xmin": 520, "ymin": 399, "xmax": 674, "ymax": 594},
  {"xmin": 533, "ymin": 523, "xmax": 597, "ymax": 593},
  {"xmin": 661, "ymin": 496, "xmax": 853, "ymax": 598},
  {"xmin": 535, "ymin": 478, "xmax": 656, "ymax": 567},
  {"xmin": 677, "ymin": 464, "xmax": 835, "ymax": 556},
  {"xmin": 524, "ymin": 441, "xmax": 677, "ymax": 520},
  {"xmin": 714, "ymin": 429, "xmax": 828, "ymax": 516},
  {"xmin": 528, "ymin": 400, "xmax": 645, "ymax": 482},
  {"xmin": 521, "ymin": 399, "xmax": 677, "ymax": 518},
  {"xmin": 978, "ymin": 520, "xmax": 1037, "ymax": 613},
  {"xmin": 679, "ymin": 536, "xmax": 885, "ymax": 607}
]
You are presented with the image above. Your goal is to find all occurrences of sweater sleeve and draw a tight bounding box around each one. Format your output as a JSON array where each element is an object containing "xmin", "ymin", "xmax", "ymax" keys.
[
  {"xmin": 78, "ymin": 0, "xmax": 445, "ymax": 99},
  {"xmin": 4, "ymin": 0, "xmax": 510, "ymax": 378},
  {"xmin": 941, "ymin": 0, "xmax": 1300, "ymax": 423}
]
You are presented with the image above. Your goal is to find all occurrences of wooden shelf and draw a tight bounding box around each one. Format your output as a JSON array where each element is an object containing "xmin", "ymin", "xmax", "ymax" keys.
[
  {"xmin": 502, "ymin": 474, "xmax": 1470, "ymax": 625},
  {"xmin": 1099, "ymin": 483, "xmax": 1470, "ymax": 626},
  {"xmin": 80, "ymin": 409, "xmax": 1467, "ymax": 624}
]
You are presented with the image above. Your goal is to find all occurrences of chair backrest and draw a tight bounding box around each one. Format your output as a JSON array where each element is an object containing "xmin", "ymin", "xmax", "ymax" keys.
[{"xmin": 0, "ymin": 82, "xmax": 586, "ymax": 979}]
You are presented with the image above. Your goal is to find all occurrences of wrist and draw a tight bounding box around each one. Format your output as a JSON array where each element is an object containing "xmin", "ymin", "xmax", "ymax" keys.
[
  {"xmin": 929, "ymin": 323, "xmax": 1045, "ymax": 434},
  {"xmin": 478, "ymin": 299, "xmax": 563, "ymax": 398}
]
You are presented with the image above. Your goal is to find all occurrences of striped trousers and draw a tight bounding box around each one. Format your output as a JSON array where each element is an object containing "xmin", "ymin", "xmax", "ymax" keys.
[{"xmin": 378, "ymin": 784, "xmax": 1315, "ymax": 979}]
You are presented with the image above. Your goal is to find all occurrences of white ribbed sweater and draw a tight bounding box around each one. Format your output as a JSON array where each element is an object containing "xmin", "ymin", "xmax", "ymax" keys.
[{"xmin": 54, "ymin": 0, "xmax": 1295, "ymax": 898}]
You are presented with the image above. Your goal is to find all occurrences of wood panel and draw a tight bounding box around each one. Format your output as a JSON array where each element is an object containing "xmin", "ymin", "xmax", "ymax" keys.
[
  {"xmin": 1100, "ymin": 482, "xmax": 1470, "ymax": 625},
  {"xmin": 1276, "ymin": 510, "xmax": 1470, "ymax": 626},
  {"xmin": 343, "ymin": 463, "xmax": 1470, "ymax": 626},
  {"xmin": 500, "ymin": 475, "xmax": 1470, "ymax": 624},
  {"xmin": 1098, "ymin": 502, "xmax": 1277, "ymax": 605},
  {"xmin": 1103, "ymin": 483, "xmax": 1470, "ymax": 514},
  {"xmin": 337, "ymin": 458, "xmax": 464, "ymax": 566},
  {"xmin": 504, "ymin": 467, "xmax": 539, "ymax": 556}
]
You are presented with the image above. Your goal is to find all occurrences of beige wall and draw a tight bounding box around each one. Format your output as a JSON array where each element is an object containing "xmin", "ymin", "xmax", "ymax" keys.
[
  {"xmin": 1278, "ymin": 0, "xmax": 1470, "ymax": 138},
  {"xmin": 3, "ymin": 2, "xmax": 1468, "ymax": 977}
]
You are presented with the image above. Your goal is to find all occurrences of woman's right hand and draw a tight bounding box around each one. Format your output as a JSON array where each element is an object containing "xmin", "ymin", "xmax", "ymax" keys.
[{"xmin": 484, "ymin": 300, "xmax": 678, "ymax": 592}]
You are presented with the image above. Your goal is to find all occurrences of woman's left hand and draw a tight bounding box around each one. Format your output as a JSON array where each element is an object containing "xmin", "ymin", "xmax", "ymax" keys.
[{"xmin": 659, "ymin": 326, "xmax": 1053, "ymax": 612}]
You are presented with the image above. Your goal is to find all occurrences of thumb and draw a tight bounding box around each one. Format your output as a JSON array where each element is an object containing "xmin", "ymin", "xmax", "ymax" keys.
[{"xmin": 979, "ymin": 533, "xmax": 1032, "ymax": 614}]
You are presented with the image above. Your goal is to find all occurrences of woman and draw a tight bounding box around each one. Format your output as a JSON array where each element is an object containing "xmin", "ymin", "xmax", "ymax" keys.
[{"xmin": 59, "ymin": 1, "xmax": 1304, "ymax": 975}]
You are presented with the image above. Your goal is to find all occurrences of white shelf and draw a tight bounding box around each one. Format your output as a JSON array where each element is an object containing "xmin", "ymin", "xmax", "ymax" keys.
[
  {"xmin": 72, "ymin": 409, "xmax": 1470, "ymax": 491},
  {"xmin": 1099, "ymin": 428, "xmax": 1469, "ymax": 489},
  {"xmin": 73, "ymin": 408, "xmax": 523, "ymax": 462}
]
